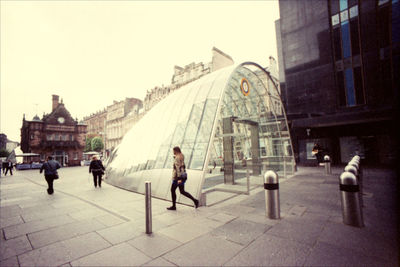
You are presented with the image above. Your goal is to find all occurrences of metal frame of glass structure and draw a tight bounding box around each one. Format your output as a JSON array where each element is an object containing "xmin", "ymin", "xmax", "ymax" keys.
[{"xmin": 105, "ymin": 62, "xmax": 295, "ymax": 204}]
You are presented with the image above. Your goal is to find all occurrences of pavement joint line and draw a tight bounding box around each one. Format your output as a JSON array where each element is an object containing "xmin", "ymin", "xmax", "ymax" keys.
[{"xmin": 21, "ymin": 176, "xmax": 131, "ymax": 223}]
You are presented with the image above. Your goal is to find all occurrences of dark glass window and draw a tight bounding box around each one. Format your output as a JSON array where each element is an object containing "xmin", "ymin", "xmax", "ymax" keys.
[
  {"xmin": 336, "ymin": 71, "xmax": 346, "ymax": 106},
  {"xmin": 344, "ymin": 68, "xmax": 356, "ymax": 106},
  {"xmin": 330, "ymin": 0, "xmax": 340, "ymax": 14},
  {"xmin": 340, "ymin": 0, "xmax": 348, "ymax": 11},
  {"xmin": 333, "ymin": 27, "xmax": 342, "ymax": 59},
  {"xmin": 353, "ymin": 67, "xmax": 364, "ymax": 104},
  {"xmin": 381, "ymin": 59, "xmax": 393, "ymax": 99},
  {"xmin": 393, "ymin": 1, "xmax": 400, "ymax": 43},
  {"xmin": 348, "ymin": 0, "xmax": 357, "ymax": 7},
  {"xmin": 378, "ymin": 5, "xmax": 390, "ymax": 48},
  {"xmin": 341, "ymin": 21, "xmax": 351, "ymax": 58},
  {"xmin": 350, "ymin": 19, "xmax": 360, "ymax": 55}
]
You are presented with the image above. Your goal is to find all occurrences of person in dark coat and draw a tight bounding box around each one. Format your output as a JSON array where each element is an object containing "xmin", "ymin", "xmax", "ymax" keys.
[
  {"xmin": 4, "ymin": 160, "xmax": 14, "ymax": 176},
  {"xmin": 40, "ymin": 156, "xmax": 61, "ymax": 194},
  {"xmin": 89, "ymin": 155, "xmax": 105, "ymax": 188},
  {"xmin": 312, "ymin": 143, "xmax": 324, "ymax": 165}
]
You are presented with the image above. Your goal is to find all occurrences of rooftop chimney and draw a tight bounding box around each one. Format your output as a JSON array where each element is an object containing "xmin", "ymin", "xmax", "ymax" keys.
[{"xmin": 52, "ymin": 95, "xmax": 59, "ymax": 111}]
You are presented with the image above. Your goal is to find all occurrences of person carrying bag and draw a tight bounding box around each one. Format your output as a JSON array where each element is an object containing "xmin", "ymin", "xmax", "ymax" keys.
[
  {"xmin": 89, "ymin": 155, "xmax": 105, "ymax": 188},
  {"xmin": 40, "ymin": 156, "xmax": 61, "ymax": 195},
  {"xmin": 167, "ymin": 146, "xmax": 198, "ymax": 210}
]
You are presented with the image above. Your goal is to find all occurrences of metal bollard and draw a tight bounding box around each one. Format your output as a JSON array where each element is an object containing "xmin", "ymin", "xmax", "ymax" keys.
[
  {"xmin": 145, "ymin": 181, "xmax": 152, "ymax": 234},
  {"xmin": 344, "ymin": 164, "xmax": 363, "ymax": 206},
  {"xmin": 324, "ymin": 155, "xmax": 331, "ymax": 175},
  {"xmin": 264, "ymin": 170, "xmax": 280, "ymax": 219},
  {"xmin": 339, "ymin": 172, "xmax": 364, "ymax": 227},
  {"xmin": 246, "ymin": 168, "xmax": 250, "ymax": 195}
]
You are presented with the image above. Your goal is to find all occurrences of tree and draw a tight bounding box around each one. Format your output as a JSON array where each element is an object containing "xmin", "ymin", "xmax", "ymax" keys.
[
  {"xmin": 91, "ymin": 137, "xmax": 104, "ymax": 152},
  {"xmin": 0, "ymin": 149, "xmax": 10, "ymax": 158},
  {"xmin": 84, "ymin": 137, "xmax": 93, "ymax": 152}
]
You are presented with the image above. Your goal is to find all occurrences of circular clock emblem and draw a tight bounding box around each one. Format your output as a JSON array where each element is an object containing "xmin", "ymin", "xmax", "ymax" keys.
[
  {"xmin": 58, "ymin": 117, "xmax": 65, "ymax": 124},
  {"xmin": 240, "ymin": 78, "xmax": 250, "ymax": 96}
]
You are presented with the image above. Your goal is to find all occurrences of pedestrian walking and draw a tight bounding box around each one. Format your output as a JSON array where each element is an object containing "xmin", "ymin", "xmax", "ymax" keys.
[
  {"xmin": 40, "ymin": 156, "xmax": 61, "ymax": 194},
  {"xmin": 167, "ymin": 146, "xmax": 199, "ymax": 210},
  {"xmin": 4, "ymin": 160, "xmax": 14, "ymax": 176},
  {"xmin": 312, "ymin": 143, "xmax": 324, "ymax": 166},
  {"xmin": 89, "ymin": 155, "xmax": 105, "ymax": 188}
]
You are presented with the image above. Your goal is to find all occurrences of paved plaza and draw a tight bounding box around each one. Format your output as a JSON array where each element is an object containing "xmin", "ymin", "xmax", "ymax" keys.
[{"xmin": 0, "ymin": 165, "xmax": 398, "ymax": 266}]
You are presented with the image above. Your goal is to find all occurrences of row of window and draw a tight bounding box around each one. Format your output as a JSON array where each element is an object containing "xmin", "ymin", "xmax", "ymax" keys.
[
  {"xmin": 330, "ymin": 0, "xmax": 395, "ymax": 107},
  {"xmin": 46, "ymin": 134, "xmax": 75, "ymax": 141},
  {"xmin": 39, "ymin": 152, "xmax": 80, "ymax": 161},
  {"xmin": 330, "ymin": 0, "xmax": 365, "ymax": 107}
]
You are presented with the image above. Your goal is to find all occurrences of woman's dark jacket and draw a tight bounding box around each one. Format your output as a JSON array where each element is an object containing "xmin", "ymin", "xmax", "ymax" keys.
[
  {"xmin": 89, "ymin": 160, "xmax": 105, "ymax": 174},
  {"xmin": 40, "ymin": 160, "xmax": 61, "ymax": 176}
]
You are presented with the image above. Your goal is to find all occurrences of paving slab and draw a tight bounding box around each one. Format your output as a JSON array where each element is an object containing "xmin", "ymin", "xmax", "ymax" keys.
[
  {"xmin": 318, "ymin": 221, "xmax": 398, "ymax": 261},
  {"xmin": 70, "ymin": 242, "xmax": 151, "ymax": 266},
  {"xmin": 0, "ymin": 216, "xmax": 24, "ymax": 229},
  {"xmin": 0, "ymin": 235, "xmax": 32, "ymax": 261},
  {"xmin": 163, "ymin": 233, "xmax": 243, "ymax": 266},
  {"xmin": 93, "ymin": 214, "xmax": 127, "ymax": 227},
  {"xmin": 96, "ymin": 222, "xmax": 143, "ymax": 245},
  {"xmin": 266, "ymin": 215, "xmax": 329, "ymax": 246},
  {"xmin": 17, "ymin": 232, "xmax": 110, "ymax": 267},
  {"xmin": 0, "ymin": 255, "xmax": 19, "ymax": 267},
  {"xmin": 211, "ymin": 218, "xmax": 270, "ymax": 246},
  {"xmin": 142, "ymin": 256, "xmax": 177, "ymax": 266},
  {"xmin": 3, "ymin": 214, "xmax": 76, "ymax": 239},
  {"xmin": 224, "ymin": 233, "xmax": 311, "ymax": 266},
  {"xmin": 27, "ymin": 218, "xmax": 107, "ymax": 249},
  {"xmin": 128, "ymin": 233, "xmax": 182, "ymax": 258},
  {"xmin": 304, "ymin": 241, "xmax": 394, "ymax": 266}
]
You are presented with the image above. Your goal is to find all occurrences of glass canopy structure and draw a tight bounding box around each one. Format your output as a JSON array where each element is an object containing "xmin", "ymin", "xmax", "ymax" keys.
[{"xmin": 105, "ymin": 62, "xmax": 295, "ymax": 204}]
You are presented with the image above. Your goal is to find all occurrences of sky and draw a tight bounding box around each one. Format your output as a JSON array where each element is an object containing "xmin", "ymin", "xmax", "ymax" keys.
[{"xmin": 1, "ymin": 0, "xmax": 280, "ymax": 142}]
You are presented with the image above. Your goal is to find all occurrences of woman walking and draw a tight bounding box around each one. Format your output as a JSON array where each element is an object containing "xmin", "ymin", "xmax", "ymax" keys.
[
  {"xmin": 89, "ymin": 155, "xmax": 105, "ymax": 188},
  {"xmin": 167, "ymin": 146, "xmax": 199, "ymax": 210}
]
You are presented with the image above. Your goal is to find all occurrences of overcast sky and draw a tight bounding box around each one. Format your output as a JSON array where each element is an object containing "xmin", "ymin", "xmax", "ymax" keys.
[{"xmin": 1, "ymin": 0, "xmax": 280, "ymax": 142}]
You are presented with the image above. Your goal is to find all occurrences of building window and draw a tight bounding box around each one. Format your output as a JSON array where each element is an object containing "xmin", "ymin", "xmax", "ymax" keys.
[
  {"xmin": 70, "ymin": 135, "xmax": 74, "ymax": 141},
  {"xmin": 344, "ymin": 68, "xmax": 356, "ymax": 106},
  {"xmin": 349, "ymin": 5, "xmax": 358, "ymax": 18},
  {"xmin": 341, "ymin": 21, "xmax": 351, "ymax": 58},
  {"xmin": 336, "ymin": 71, "xmax": 347, "ymax": 106},
  {"xmin": 339, "ymin": 0, "xmax": 348, "ymax": 11},
  {"xmin": 30, "ymin": 134, "xmax": 34, "ymax": 140},
  {"xmin": 330, "ymin": 0, "xmax": 365, "ymax": 107},
  {"xmin": 73, "ymin": 152, "xmax": 78, "ymax": 160},
  {"xmin": 353, "ymin": 67, "xmax": 365, "ymax": 104},
  {"xmin": 333, "ymin": 27, "xmax": 342, "ymax": 59}
]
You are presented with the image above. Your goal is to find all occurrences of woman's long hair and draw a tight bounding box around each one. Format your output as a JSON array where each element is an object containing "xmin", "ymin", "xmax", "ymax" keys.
[{"xmin": 173, "ymin": 146, "xmax": 184, "ymax": 160}]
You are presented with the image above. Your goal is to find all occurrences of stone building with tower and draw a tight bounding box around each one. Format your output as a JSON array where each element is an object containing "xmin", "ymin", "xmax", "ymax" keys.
[{"xmin": 20, "ymin": 95, "xmax": 87, "ymax": 166}]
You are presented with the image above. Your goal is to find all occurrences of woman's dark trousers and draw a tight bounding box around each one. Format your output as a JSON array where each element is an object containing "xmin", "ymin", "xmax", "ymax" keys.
[
  {"xmin": 93, "ymin": 172, "xmax": 102, "ymax": 187},
  {"xmin": 170, "ymin": 182, "xmax": 196, "ymax": 207},
  {"xmin": 45, "ymin": 175, "xmax": 54, "ymax": 194}
]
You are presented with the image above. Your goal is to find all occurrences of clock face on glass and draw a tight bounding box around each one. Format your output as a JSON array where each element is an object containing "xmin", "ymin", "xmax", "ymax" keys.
[
  {"xmin": 240, "ymin": 78, "xmax": 250, "ymax": 96},
  {"xmin": 58, "ymin": 117, "xmax": 65, "ymax": 124}
]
